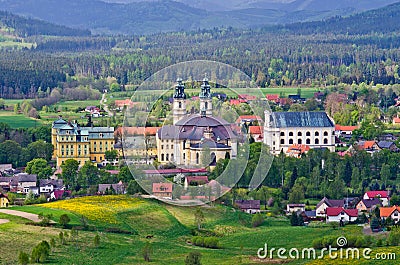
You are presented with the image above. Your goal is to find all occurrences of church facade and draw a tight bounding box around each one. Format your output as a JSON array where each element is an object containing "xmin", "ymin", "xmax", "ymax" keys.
[
  {"xmin": 157, "ymin": 78, "xmax": 237, "ymax": 167},
  {"xmin": 264, "ymin": 110, "xmax": 335, "ymax": 155}
]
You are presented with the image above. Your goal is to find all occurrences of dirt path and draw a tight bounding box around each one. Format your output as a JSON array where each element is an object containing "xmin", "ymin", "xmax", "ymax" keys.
[
  {"xmin": 0, "ymin": 219, "xmax": 10, "ymax": 225},
  {"xmin": 0, "ymin": 209, "xmax": 55, "ymax": 223}
]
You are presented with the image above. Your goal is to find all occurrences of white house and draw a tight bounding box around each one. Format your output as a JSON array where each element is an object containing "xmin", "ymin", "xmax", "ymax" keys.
[
  {"xmin": 326, "ymin": 207, "xmax": 358, "ymax": 223},
  {"xmin": 286, "ymin": 204, "xmax": 306, "ymax": 214},
  {"xmin": 264, "ymin": 111, "xmax": 335, "ymax": 155},
  {"xmin": 363, "ymin": 191, "xmax": 389, "ymax": 206},
  {"xmin": 315, "ymin": 197, "xmax": 344, "ymax": 217}
]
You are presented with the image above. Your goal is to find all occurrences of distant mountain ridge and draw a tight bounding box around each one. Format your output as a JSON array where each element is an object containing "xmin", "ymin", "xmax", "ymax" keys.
[{"xmin": 0, "ymin": 0, "xmax": 398, "ymax": 34}]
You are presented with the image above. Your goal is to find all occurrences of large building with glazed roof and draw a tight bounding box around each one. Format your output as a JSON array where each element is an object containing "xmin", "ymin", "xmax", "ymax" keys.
[
  {"xmin": 264, "ymin": 110, "xmax": 335, "ymax": 155},
  {"xmin": 157, "ymin": 78, "xmax": 237, "ymax": 167},
  {"xmin": 52, "ymin": 118, "xmax": 114, "ymax": 167}
]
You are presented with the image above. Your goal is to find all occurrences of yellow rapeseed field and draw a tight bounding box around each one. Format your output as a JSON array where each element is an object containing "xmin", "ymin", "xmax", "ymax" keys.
[{"xmin": 39, "ymin": 195, "xmax": 144, "ymax": 224}]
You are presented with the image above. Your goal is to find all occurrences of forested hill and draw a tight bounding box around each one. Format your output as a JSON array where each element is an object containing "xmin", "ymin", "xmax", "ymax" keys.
[
  {"xmin": 277, "ymin": 1, "xmax": 400, "ymax": 35},
  {"xmin": 0, "ymin": 0, "xmax": 397, "ymax": 35},
  {"xmin": 0, "ymin": 10, "xmax": 91, "ymax": 37}
]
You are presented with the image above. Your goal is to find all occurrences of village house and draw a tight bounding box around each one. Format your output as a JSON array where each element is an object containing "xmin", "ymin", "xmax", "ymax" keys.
[
  {"xmin": 10, "ymin": 173, "xmax": 37, "ymax": 194},
  {"xmin": 50, "ymin": 190, "xmax": 71, "ymax": 201},
  {"xmin": 392, "ymin": 117, "xmax": 400, "ymax": 125},
  {"xmin": 356, "ymin": 198, "xmax": 382, "ymax": 213},
  {"xmin": 266, "ymin": 94, "xmax": 280, "ymax": 103},
  {"xmin": 39, "ymin": 179, "xmax": 64, "ymax": 194},
  {"xmin": 316, "ymin": 197, "xmax": 345, "ymax": 217},
  {"xmin": 377, "ymin": 141, "xmax": 399, "ymax": 152},
  {"xmin": 363, "ymin": 191, "xmax": 389, "ymax": 206},
  {"xmin": 326, "ymin": 207, "xmax": 358, "ymax": 223},
  {"xmin": 235, "ymin": 200, "xmax": 261, "ymax": 214},
  {"xmin": 248, "ymin": 126, "xmax": 263, "ymax": 142},
  {"xmin": 0, "ymin": 193, "xmax": 9, "ymax": 207},
  {"xmin": 183, "ymin": 176, "xmax": 209, "ymax": 190},
  {"xmin": 286, "ymin": 203, "xmax": 306, "ymax": 214},
  {"xmin": 0, "ymin": 177, "xmax": 11, "ymax": 191},
  {"xmin": 286, "ymin": 144, "xmax": 310, "ymax": 158},
  {"xmin": 355, "ymin": 141, "xmax": 381, "ymax": 154},
  {"xmin": 236, "ymin": 115, "xmax": 262, "ymax": 127},
  {"xmin": 380, "ymin": 206, "xmax": 400, "ymax": 224},
  {"xmin": 152, "ymin": 183, "xmax": 173, "ymax": 199},
  {"xmin": 98, "ymin": 182, "xmax": 126, "ymax": 194}
]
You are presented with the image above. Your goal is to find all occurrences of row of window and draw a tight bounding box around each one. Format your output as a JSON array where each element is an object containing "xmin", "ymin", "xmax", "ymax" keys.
[
  {"xmin": 160, "ymin": 153, "xmax": 174, "ymax": 161},
  {"xmin": 279, "ymin": 138, "xmax": 330, "ymax": 145},
  {"xmin": 280, "ymin": 131, "xmax": 331, "ymax": 137},
  {"xmin": 161, "ymin": 144, "xmax": 174, "ymax": 150}
]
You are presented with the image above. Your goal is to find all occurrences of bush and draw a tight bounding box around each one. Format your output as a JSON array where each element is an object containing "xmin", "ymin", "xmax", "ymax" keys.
[
  {"xmin": 18, "ymin": 251, "xmax": 29, "ymax": 265},
  {"xmin": 252, "ymin": 213, "xmax": 264, "ymax": 227},
  {"xmin": 59, "ymin": 214, "xmax": 71, "ymax": 228},
  {"xmin": 191, "ymin": 236, "xmax": 220, "ymax": 249},
  {"xmin": 185, "ymin": 251, "xmax": 202, "ymax": 265},
  {"xmin": 31, "ymin": 241, "xmax": 50, "ymax": 263},
  {"xmin": 142, "ymin": 242, "xmax": 152, "ymax": 262},
  {"xmin": 94, "ymin": 234, "xmax": 100, "ymax": 248},
  {"xmin": 388, "ymin": 229, "xmax": 400, "ymax": 246}
]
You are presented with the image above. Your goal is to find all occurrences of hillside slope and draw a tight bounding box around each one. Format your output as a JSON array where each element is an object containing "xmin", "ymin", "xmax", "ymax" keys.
[{"xmin": 0, "ymin": 0, "xmax": 397, "ymax": 34}]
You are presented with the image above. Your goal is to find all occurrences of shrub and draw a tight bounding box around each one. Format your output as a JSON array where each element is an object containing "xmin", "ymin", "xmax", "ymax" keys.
[
  {"xmin": 185, "ymin": 251, "xmax": 202, "ymax": 265},
  {"xmin": 388, "ymin": 229, "xmax": 400, "ymax": 246},
  {"xmin": 31, "ymin": 241, "xmax": 50, "ymax": 263},
  {"xmin": 191, "ymin": 236, "xmax": 220, "ymax": 249},
  {"xmin": 59, "ymin": 214, "xmax": 71, "ymax": 228},
  {"xmin": 142, "ymin": 242, "xmax": 152, "ymax": 262},
  {"xmin": 18, "ymin": 251, "xmax": 29, "ymax": 265},
  {"xmin": 252, "ymin": 213, "xmax": 264, "ymax": 227},
  {"xmin": 94, "ymin": 234, "xmax": 100, "ymax": 248}
]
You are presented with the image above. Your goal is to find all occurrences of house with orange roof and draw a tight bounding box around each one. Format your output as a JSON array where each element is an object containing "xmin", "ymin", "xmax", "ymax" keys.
[
  {"xmin": 335, "ymin": 124, "xmax": 359, "ymax": 136},
  {"xmin": 229, "ymin": 99, "xmax": 247, "ymax": 106},
  {"xmin": 249, "ymin": 126, "xmax": 263, "ymax": 142},
  {"xmin": 356, "ymin": 141, "xmax": 381, "ymax": 154},
  {"xmin": 266, "ymin": 94, "xmax": 280, "ymax": 103},
  {"xmin": 393, "ymin": 117, "xmax": 400, "ymax": 125},
  {"xmin": 286, "ymin": 144, "xmax": 310, "ymax": 158},
  {"xmin": 380, "ymin": 206, "xmax": 400, "ymax": 224},
  {"xmin": 152, "ymin": 183, "xmax": 173, "ymax": 199},
  {"xmin": 114, "ymin": 99, "xmax": 139, "ymax": 109}
]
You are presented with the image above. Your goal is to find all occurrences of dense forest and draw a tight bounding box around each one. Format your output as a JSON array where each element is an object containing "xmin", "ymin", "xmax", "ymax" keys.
[
  {"xmin": 1, "ymin": 2, "xmax": 400, "ymax": 98},
  {"xmin": 0, "ymin": 11, "xmax": 90, "ymax": 37}
]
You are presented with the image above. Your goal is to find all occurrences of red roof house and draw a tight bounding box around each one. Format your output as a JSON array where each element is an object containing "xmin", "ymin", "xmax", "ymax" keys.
[
  {"xmin": 363, "ymin": 191, "xmax": 389, "ymax": 206},
  {"xmin": 326, "ymin": 207, "xmax": 358, "ymax": 223},
  {"xmin": 266, "ymin": 94, "xmax": 280, "ymax": 103},
  {"xmin": 152, "ymin": 183, "xmax": 173, "ymax": 199}
]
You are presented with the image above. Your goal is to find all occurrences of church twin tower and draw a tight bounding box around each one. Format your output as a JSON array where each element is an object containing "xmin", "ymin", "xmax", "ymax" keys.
[{"xmin": 172, "ymin": 78, "xmax": 213, "ymax": 124}]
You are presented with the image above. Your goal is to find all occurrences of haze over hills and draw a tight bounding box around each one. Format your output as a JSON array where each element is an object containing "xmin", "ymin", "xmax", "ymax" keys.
[{"xmin": 0, "ymin": 0, "xmax": 398, "ymax": 35}]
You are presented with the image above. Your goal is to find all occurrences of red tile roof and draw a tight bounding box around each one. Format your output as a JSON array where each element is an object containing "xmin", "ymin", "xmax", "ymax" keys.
[
  {"xmin": 335, "ymin": 125, "xmax": 359, "ymax": 131},
  {"xmin": 266, "ymin": 94, "xmax": 280, "ymax": 101},
  {"xmin": 393, "ymin": 117, "xmax": 400, "ymax": 124},
  {"xmin": 114, "ymin": 127, "xmax": 160, "ymax": 136},
  {"xmin": 236, "ymin": 115, "xmax": 262, "ymax": 123},
  {"xmin": 380, "ymin": 206, "xmax": 400, "ymax": 218},
  {"xmin": 249, "ymin": 126, "xmax": 263, "ymax": 135},
  {"xmin": 286, "ymin": 144, "xmax": 310, "ymax": 155},
  {"xmin": 229, "ymin": 99, "xmax": 246, "ymax": 105},
  {"xmin": 362, "ymin": 141, "xmax": 376, "ymax": 149},
  {"xmin": 186, "ymin": 176, "xmax": 209, "ymax": 184},
  {"xmin": 365, "ymin": 190, "xmax": 389, "ymax": 199},
  {"xmin": 238, "ymin": 94, "xmax": 257, "ymax": 101},
  {"xmin": 326, "ymin": 207, "xmax": 358, "ymax": 217},
  {"xmin": 152, "ymin": 183, "xmax": 173, "ymax": 193},
  {"xmin": 114, "ymin": 99, "xmax": 138, "ymax": 107},
  {"xmin": 144, "ymin": 168, "xmax": 208, "ymax": 175}
]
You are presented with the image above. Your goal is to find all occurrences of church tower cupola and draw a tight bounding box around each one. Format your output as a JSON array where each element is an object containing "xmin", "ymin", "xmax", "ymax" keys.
[
  {"xmin": 199, "ymin": 77, "xmax": 213, "ymax": 117},
  {"xmin": 173, "ymin": 78, "xmax": 187, "ymax": 124}
]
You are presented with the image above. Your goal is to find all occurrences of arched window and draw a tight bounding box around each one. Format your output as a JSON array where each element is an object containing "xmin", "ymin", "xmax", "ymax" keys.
[
  {"xmin": 298, "ymin": 139, "xmax": 302, "ymax": 144},
  {"xmin": 324, "ymin": 131, "xmax": 328, "ymax": 136},
  {"xmin": 211, "ymin": 152, "xmax": 216, "ymax": 165},
  {"xmin": 178, "ymin": 102, "xmax": 182, "ymax": 108},
  {"xmin": 306, "ymin": 131, "xmax": 311, "ymax": 136},
  {"xmin": 289, "ymin": 132, "xmax": 294, "ymax": 136},
  {"xmin": 289, "ymin": 139, "xmax": 293, "ymax": 144},
  {"xmin": 298, "ymin": 132, "xmax": 302, "ymax": 137},
  {"xmin": 306, "ymin": 138, "xmax": 310, "ymax": 144},
  {"xmin": 205, "ymin": 102, "xmax": 208, "ymax": 109},
  {"xmin": 166, "ymin": 154, "xmax": 169, "ymax": 161},
  {"xmin": 280, "ymin": 132, "xmax": 285, "ymax": 136},
  {"xmin": 183, "ymin": 153, "xmax": 186, "ymax": 160},
  {"xmin": 280, "ymin": 139, "xmax": 285, "ymax": 145},
  {"xmin": 315, "ymin": 139, "xmax": 319, "ymax": 144},
  {"xmin": 196, "ymin": 153, "xmax": 199, "ymax": 164},
  {"xmin": 171, "ymin": 154, "xmax": 174, "ymax": 161},
  {"xmin": 161, "ymin": 154, "xmax": 164, "ymax": 161},
  {"xmin": 324, "ymin": 138, "xmax": 328, "ymax": 144},
  {"xmin": 315, "ymin": 131, "xmax": 319, "ymax": 136}
]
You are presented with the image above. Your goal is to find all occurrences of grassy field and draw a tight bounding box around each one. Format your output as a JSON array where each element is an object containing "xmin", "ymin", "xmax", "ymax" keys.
[
  {"xmin": 0, "ymin": 111, "xmax": 42, "ymax": 128},
  {"xmin": 0, "ymin": 195, "xmax": 398, "ymax": 265}
]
